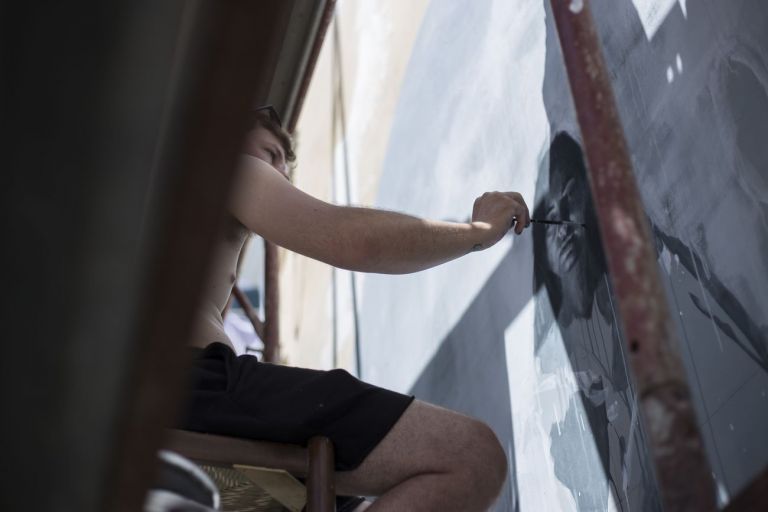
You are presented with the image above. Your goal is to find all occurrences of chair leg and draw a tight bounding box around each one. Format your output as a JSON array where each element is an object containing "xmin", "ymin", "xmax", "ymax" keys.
[{"xmin": 306, "ymin": 437, "xmax": 336, "ymax": 512}]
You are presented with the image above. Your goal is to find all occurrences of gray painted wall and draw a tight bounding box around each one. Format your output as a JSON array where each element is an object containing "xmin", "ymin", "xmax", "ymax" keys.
[{"xmin": 359, "ymin": 0, "xmax": 768, "ymax": 510}]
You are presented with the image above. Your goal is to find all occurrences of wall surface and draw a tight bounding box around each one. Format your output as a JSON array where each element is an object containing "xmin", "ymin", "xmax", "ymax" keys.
[
  {"xmin": 281, "ymin": 0, "xmax": 431, "ymax": 371},
  {"xmin": 284, "ymin": 0, "xmax": 768, "ymax": 510},
  {"xmin": 354, "ymin": 0, "xmax": 768, "ymax": 510}
]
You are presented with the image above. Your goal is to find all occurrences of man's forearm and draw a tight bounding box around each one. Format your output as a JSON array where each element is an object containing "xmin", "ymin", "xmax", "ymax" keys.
[
  {"xmin": 230, "ymin": 156, "xmax": 528, "ymax": 273},
  {"xmin": 331, "ymin": 206, "xmax": 487, "ymax": 274}
]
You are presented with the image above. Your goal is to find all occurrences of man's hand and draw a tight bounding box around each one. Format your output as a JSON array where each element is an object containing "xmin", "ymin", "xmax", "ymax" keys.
[{"xmin": 470, "ymin": 191, "xmax": 530, "ymax": 251}]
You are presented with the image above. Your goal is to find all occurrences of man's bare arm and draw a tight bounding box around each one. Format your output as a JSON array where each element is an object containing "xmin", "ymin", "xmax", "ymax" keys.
[{"xmin": 230, "ymin": 156, "xmax": 529, "ymax": 274}]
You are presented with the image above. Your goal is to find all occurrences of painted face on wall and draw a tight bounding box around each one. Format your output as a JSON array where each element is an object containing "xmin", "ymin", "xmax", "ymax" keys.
[
  {"xmin": 545, "ymin": 170, "xmax": 589, "ymax": 272},
  {"xmin": 538, "ymin": 132, "xmax": 604, "ymax": 324}
]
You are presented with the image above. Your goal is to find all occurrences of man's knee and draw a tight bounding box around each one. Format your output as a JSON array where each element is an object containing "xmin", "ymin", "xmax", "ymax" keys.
[
  {"xmin": 335, "ymin": 401, "xmax": 508, "ymax": 507},
  {"xmin": 458, "ymin": 419, "xmax": 508, "ymax": 500},
  {"xmin": 417, "ymin": 407, "xmax": 507, "ymax": 496}
]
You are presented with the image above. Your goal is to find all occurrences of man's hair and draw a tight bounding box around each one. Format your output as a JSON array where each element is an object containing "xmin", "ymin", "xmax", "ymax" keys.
[{"xmin": 248, "ymin": 109, "xmax": 296, "ymax": 163}]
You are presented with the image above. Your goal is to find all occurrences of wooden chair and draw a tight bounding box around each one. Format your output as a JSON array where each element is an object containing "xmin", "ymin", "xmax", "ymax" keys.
[{"xmin": 166, "ymin": 430, "xmax": 336, "ymax": 512}]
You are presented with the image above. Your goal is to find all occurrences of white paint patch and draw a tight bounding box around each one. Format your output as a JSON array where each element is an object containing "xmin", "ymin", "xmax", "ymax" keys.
[
  {"xmin": 504, "ymin": 298, "xmax": 617, "ymax": 511},
  {"xmin": 659, "ymin": 245, "xmax": 672, "ymax": 272},
  {"xmin": 631, "ymin": 0, "xmax": 687, "ymax": 39},
  {"xmin": 676, "ymin": 53, "xmax": 683, "ymax": 73},
  {"xmin": 667, "ymin": 66, "xmax": 675, "ymax": 83},
  {"xmin": 504, "ymin": 299, "xmax": 578, "ymax": 511},
  {"xmin": 569, "ymin": 0, "xmax": 584, "ymax": 14},
  {"xmin": 715, "ymin": 476, "xmax": 730, "ymax": 507}
]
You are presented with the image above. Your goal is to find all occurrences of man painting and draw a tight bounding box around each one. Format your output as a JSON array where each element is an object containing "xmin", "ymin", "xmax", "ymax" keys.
[{"xmin": 180, "ymin": 108, "xmax": 531, "ymax": 511}]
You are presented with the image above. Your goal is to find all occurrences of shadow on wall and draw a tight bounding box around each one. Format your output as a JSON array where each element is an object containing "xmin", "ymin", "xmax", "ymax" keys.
[{"xmin": 409, "ymin": 234, "xmax": 533, "ymax": 512}]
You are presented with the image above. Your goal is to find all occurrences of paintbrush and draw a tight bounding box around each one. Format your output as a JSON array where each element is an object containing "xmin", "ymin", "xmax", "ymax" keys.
[{"xmin": 530, "ymin": 218, "xmax": 587, "ymax": 228}]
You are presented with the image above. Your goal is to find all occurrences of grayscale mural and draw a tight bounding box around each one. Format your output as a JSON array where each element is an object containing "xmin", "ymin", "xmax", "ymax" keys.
[
  {"xmin": 359, "ymin": 0, "xmax": 768, "ymax": 510},
  {"xmin": 588, "ymin": 0, "xmax": 768, "ymax": 504},
  {"xmin": 530, "ymin": 132, "xmax": 660, "ymax": 511}
]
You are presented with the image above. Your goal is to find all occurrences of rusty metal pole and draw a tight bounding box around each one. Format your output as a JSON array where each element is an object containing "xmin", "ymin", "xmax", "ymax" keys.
[
  {"xmin": 263, "ymin": 239, "xmax": 281, "ymax": 362},
  {"xmin": 548, "ymin": 1, "xmax": 717, "ymax": 510}
]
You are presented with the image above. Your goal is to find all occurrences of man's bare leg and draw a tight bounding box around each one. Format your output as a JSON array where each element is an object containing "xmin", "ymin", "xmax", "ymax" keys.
[{"xmin": 335, "ymin": 401, "xmax": 508, "ymax": 512}]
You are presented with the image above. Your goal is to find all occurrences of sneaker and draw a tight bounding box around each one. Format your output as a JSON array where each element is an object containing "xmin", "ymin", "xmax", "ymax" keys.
[{"xmin": 145, "ymin": 450, "xmax": 220, "ymax": 511}]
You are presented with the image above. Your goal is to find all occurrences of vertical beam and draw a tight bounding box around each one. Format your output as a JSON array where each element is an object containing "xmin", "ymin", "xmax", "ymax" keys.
[
  {"xmin": 548, "ymin": 1, "xmax": 717, "ymax": 510},
  {"xmin": 106, "ymin": 2, "xmax": 297, "ymax": 510},
  {"xmin": 263, "ymin": 239, "xmax": 281, "ymax": 363},
  {"xmin": 2, "ymin": 3, "xmax": 191, "ymax": 510},
  {"xmin": 306, "ymin": 437, "xmax": 336, "ymax": 512}
]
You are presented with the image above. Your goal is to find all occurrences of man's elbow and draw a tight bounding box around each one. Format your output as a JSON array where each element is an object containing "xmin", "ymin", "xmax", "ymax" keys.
[
  {"xmin": 324, "ymin": 206, "xmax": 412, "ymax": 274},
  {"xmin": 333, "ymin": 235, "xmax": 380, "ymax": 273},
  {"xmin": 330, "ymin": 224, "xmax": 409, "ymax": 273},
  {"xmin": 337, "ymin": 239, "xmax": 417, "ymax": 274}
]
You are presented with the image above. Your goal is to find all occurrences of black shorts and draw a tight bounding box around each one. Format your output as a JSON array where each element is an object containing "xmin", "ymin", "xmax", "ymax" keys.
[{"xmin": 179, "ymin": 342, "xmax": 414, "ymax": 471}]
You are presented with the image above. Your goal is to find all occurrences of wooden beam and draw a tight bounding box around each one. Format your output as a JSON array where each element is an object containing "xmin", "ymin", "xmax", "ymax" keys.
[
  {"xmin": 263, "ymin": 239, "xmax": 281, "ymax": 362},
  {"xmin": 107, "ymin": 3, "xmax": 297, "ymax": 507}
]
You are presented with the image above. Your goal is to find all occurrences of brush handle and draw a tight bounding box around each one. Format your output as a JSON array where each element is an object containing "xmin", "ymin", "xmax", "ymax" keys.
[{"xmin": 530, "ymin": 218, "xmax": 586, "ymax": 227}]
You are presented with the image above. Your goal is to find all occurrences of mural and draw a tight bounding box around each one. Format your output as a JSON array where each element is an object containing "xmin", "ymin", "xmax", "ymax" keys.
[
  {"xmin": 590, "ymin": 0, "xmax": 768, "ymax": 502},
  {"xmin": 359, "ymin": 0, "xmax": 768, "ymax": 510},
  {"xmin": 529, "ymin": 132, "xmax": 660, "ymax": 511}
]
